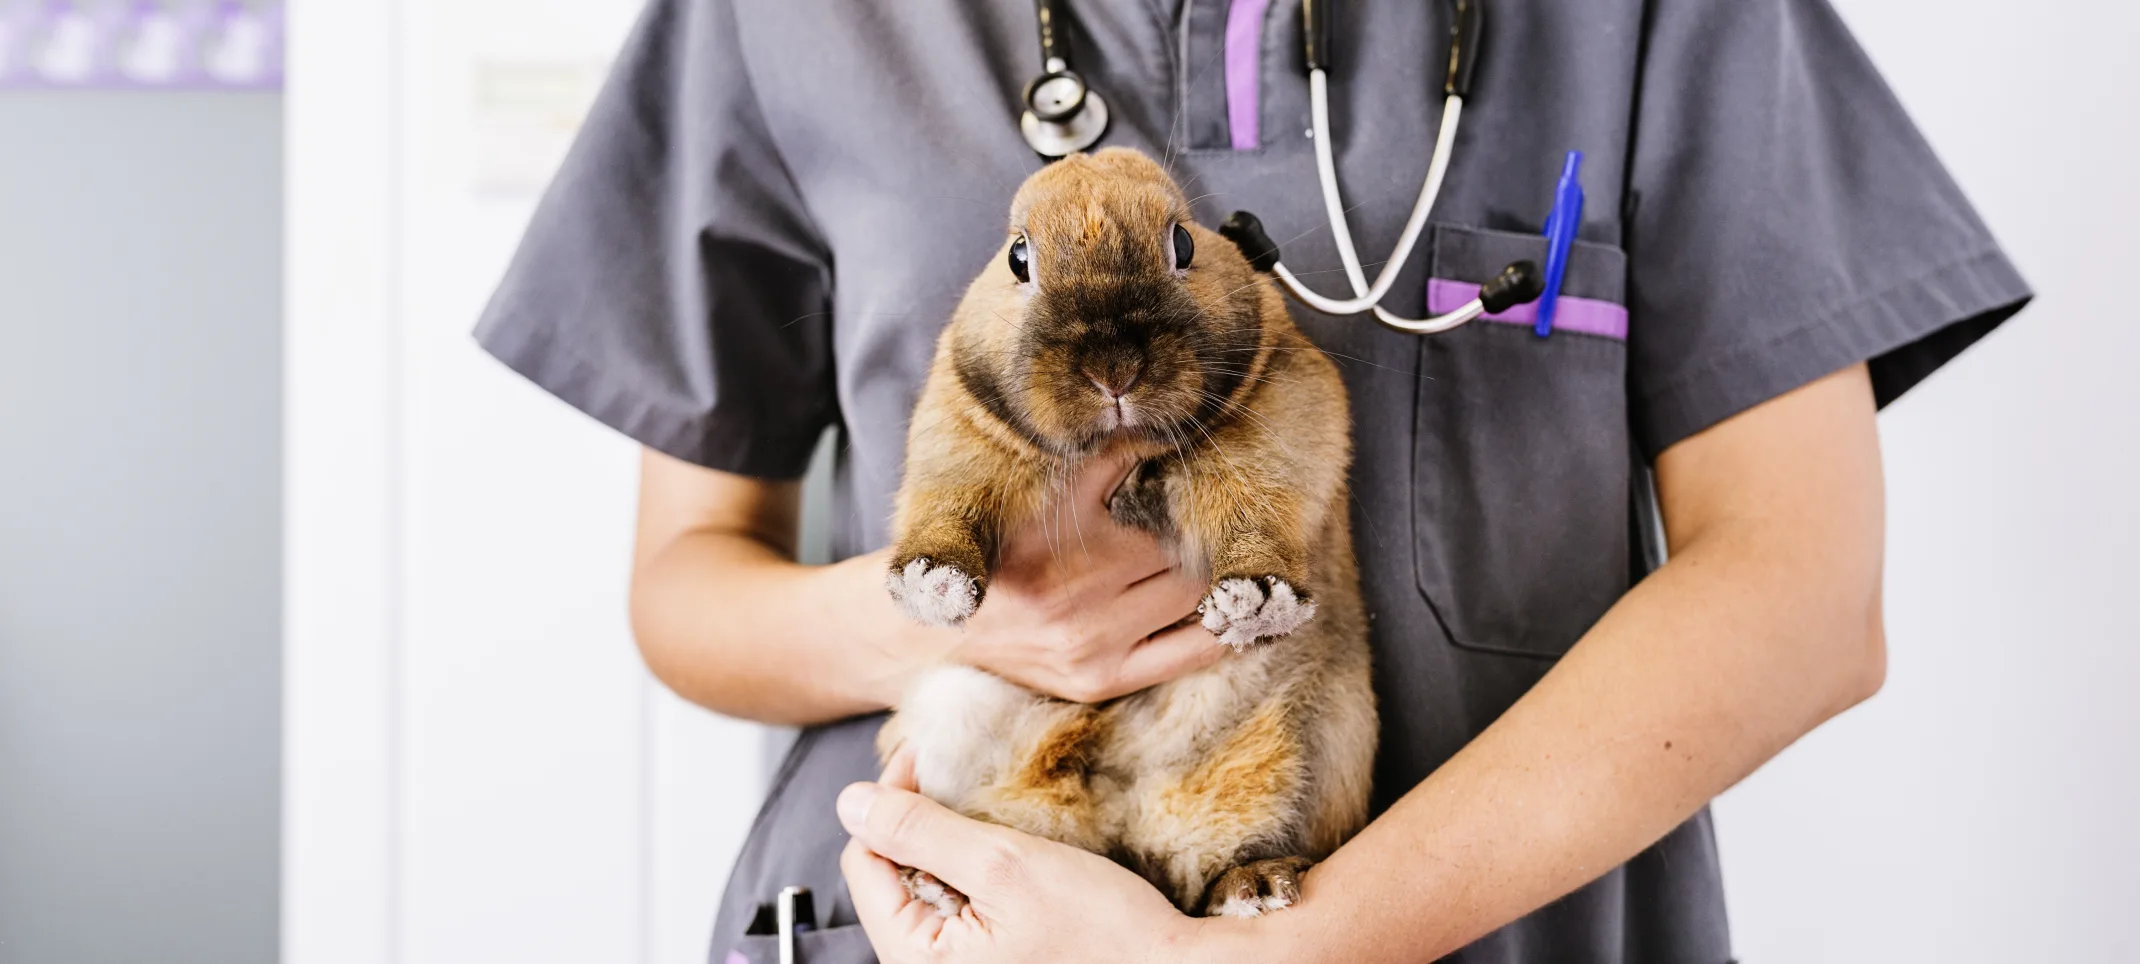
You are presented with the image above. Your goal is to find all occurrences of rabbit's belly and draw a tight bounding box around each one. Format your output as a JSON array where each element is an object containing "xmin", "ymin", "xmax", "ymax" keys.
[
  {"xmin": 896, "ymin": 665, "xmax": 1042, "ymax": 805},
  {"xmin": 894, "ymin": 664, "xmax": 1113, "ymax": 851}
]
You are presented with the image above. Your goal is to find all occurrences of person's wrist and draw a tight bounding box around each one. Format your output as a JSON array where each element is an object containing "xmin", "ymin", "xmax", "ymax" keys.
[
  {"xmin": 831, "ymin": 549, "xmax": 955, "ymax": 709},
  {"xmin": 1160, "ymin": 912, "xmax": 1278, "ymax": 964}
]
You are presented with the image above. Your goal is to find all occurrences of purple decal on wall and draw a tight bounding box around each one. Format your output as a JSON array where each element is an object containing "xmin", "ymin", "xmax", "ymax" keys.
[{"xmin": 0, "ymin": 0, "xmax": 281, "ymax": 90}]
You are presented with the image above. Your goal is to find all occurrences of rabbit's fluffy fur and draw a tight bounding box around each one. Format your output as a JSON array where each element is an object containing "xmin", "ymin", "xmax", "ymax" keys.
[{"xmin": 879, "ymin": 147, "xmax": 1376, "ymax": 919}]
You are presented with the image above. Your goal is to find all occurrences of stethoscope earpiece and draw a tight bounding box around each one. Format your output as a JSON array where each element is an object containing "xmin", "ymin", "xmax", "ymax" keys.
[{"xmin": 1479, "ymin": 260, "xmax": 1544, "ymax": 314}]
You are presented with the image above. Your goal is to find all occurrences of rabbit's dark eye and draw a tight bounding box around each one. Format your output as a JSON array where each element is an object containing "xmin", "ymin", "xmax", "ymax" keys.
[
  {"xmin": 1008, "ymin": 236, "xmax": 1031, "ymax": 283},
  {"xmin": 1172, "ymin": 223, "xmax": 1194, "ymax": 271}
]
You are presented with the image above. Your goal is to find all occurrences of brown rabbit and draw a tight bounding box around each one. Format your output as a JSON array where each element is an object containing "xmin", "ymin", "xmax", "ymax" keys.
[{"xmin": 878, "ymin": 147, "xmax": 1375, "ymax": 919}]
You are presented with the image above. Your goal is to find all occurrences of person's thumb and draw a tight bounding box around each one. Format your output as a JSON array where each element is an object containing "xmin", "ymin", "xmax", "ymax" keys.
[
  {"xmin": 880, "ymin": 744, "xmax": 919, "ymax": 792},
  {"xmin": 837, "ymin": 780, "xmax": 1026, "ymax": 896},
  {"xmin": 1070, "ymin": 448, "xmax": 1139, "ymax": 510}
]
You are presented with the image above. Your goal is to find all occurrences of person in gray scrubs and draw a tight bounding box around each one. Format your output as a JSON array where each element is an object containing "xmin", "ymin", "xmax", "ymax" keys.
[{"xmin": 475, "ymin": 0, "xmax": 2031, "ymax": 960}]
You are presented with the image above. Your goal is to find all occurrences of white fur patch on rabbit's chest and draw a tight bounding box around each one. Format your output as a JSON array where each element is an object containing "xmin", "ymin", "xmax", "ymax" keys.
[{"xmin": 896, "ymin": 657, "xmax": 1269, "ymax": 828}]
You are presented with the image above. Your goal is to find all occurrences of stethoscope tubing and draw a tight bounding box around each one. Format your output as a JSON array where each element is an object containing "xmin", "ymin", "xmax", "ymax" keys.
[
  {"xmin": 1019, "ymin": 0, "xmax": 1536, "ymax": 333},
  {"xmin": 1272, "ymin": 74, "xmax": 1477, "ymax": 330}
]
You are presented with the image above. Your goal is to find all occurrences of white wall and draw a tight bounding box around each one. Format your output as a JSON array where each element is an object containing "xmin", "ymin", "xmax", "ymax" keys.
[
  {"xmin": 283, "ymin": 3, "xmax": 763, "ymax": 963},
  {"xmin": 1713, "ymin": 1, "xmax": 2140, "ymax": 961}
]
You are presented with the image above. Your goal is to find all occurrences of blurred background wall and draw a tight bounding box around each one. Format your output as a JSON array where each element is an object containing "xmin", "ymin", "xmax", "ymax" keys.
[
  {"xmin": 0, "ymin": 93, "xmax": 282, "ymax": 962},
  {"xmin": 1711, "ymin": 1, "xmax": 2140, "ymax": 959}
]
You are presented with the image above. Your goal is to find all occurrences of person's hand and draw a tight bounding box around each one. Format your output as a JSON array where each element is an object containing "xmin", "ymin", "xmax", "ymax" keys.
[
  {"xmin": 839, "ymin": 749, "xmax": 1228, "ymax": 964},
  {"xmin": 946, "ymin": 449, "xmax": 1219, "ymax": 703}
]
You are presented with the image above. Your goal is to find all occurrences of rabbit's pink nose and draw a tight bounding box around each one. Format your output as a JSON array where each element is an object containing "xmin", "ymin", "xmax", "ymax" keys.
[{"xmin": 1086, "ymin": 361, "xmax": 1144, "ymax": 400}]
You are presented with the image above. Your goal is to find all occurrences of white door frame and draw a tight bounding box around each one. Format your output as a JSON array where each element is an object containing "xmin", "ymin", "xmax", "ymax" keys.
[
  {"xmin": 283, "ymin": 4, "xmax": 763, "ymax": 962},
  {"xmin": 283, "ymin": 1, "xmax": 399, "ymax": 960}
]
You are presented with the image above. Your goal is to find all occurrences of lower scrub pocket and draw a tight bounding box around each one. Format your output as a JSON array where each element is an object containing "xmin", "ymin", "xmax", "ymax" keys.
[
  {"xmin": 1413, "ymin": 223, "xmax": 1636, "ymax": 659},
  {"xmin": 723, "ymin": 924, "xmax": 878, "ymax": 964}
]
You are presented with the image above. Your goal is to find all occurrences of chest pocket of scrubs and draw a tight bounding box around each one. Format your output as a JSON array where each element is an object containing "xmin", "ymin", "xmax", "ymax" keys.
[{"xmin": 1413, "ymin": 223, "xmax": 1634, "ymax": 659}]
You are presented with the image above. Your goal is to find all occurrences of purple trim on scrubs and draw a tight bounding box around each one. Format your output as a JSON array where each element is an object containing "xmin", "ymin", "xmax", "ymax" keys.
[
  {"xmin": 724, "ymin": 951, "xmax": 748, "ymax": 964},
  {"xmin": 1428, "ymin": 278, "xmax": 1629, "ymax": 340},
  {"xmin": 1224, "ymin": 0, "xmax": 1270, "ymax": 150}
]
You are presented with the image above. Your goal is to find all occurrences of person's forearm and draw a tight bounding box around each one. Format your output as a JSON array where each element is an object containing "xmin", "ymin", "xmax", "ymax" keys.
[
  {"xmin": 630, "ymin": 536, "xmax": 948, "ymax": 726},
  {"xmin": 1208, "ymin": 516, "xmax": 1885, "ymax": 962}
]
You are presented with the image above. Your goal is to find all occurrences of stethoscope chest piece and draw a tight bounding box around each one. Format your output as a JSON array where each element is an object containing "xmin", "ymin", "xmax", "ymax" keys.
[
  {"xmin": 1021, "ymin": 85, "xmax": 1108, "ymax": 158},
  {"xmin": 1010, "ymin": 0, "xmax": 1550, "ymax": 335},
  {"xmin": 1021, "ymin": 0, "xmax": 1109, "ymax": 158}
]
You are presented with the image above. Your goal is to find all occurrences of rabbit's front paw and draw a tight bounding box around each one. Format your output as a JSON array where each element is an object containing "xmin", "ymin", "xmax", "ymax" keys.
[
  {"xmin": 887, "ymin": 557, "xmax": 982, "ymax": 628},
  {"xmin": 1199, "ymin": 576, "xmax": 1316, "ymax": 650}
]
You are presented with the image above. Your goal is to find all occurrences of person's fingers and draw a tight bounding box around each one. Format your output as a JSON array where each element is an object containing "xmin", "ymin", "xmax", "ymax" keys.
[
  {"xmin": 998, "ymin": 486, "xmax": 1154, "ymax": 583},
  {"xmin": 1098, "ymin": 531, "xmax": 1181, "ymax": 587},
  {"xmin": 1071, "ymin": 448, "xmax": 1141, "ymax": 510},
  {"xmin": 842, "ymin": 837, "xmax": 910, "ymax": 925},
  {"xmin": 837, "ymin": 781, "xmax": 1025, "ymax": 895},
  {"xmin": 1011, "ymin": 567, "xmax": 1206, "ymax": 702},
  {"xmin": 1026, "ymin": 460, "xmax": 1145, "ymax": 561},
  {"xmin": 881, "ymin": 743, "xmax": 919, "ymax": 792},
  {"xmin": 878, "ymin": 736, "xmax": 911, "ymax": 772},
  {"xmin": 842, "ymin": 838, "xmax": 940, "ymax": 956},
  {"xmin": 1106, "ymin": 623, "xmax": 1226, "ymax": 697},
  {"xmin": 1103, "ymin": 565, "xmax": 1208, "ymax": 640}
]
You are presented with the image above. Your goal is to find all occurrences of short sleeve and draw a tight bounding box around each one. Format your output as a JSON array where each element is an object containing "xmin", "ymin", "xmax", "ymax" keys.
[
  {"xmin": 473, "ymin": 0, "xmax": 834, "ymax": 478},
  {"xmin": 1624, "ymin": 0, "xmax": 2032, "ymax": 457}
]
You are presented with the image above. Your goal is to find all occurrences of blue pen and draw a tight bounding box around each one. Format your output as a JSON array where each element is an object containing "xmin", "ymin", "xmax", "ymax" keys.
[{"xmin": 1536, "ymin": 150, "xmax": 1584, "ymax": 338}]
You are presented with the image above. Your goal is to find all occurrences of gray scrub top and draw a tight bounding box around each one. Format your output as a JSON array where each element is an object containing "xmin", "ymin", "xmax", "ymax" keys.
[{"xmin": 474, "ymin": 0, "xmax": 2032, "ymax": 961}]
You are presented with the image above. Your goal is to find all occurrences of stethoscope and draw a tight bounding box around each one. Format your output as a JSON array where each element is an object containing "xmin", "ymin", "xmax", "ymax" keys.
[{"xmin": 1017, "ymin": 0, "xmax": 1554, "ymax": 335}]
